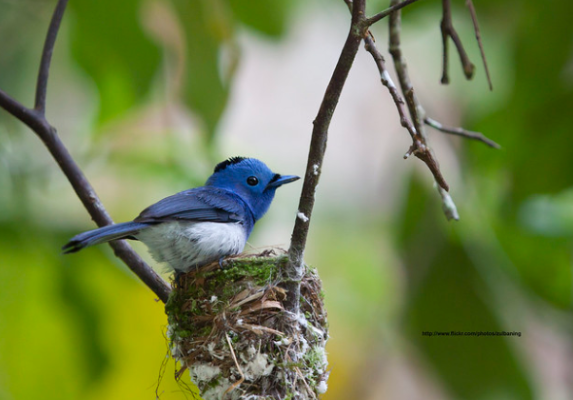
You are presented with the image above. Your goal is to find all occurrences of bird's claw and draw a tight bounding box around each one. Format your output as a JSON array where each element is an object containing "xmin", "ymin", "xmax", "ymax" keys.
[{"xmin": 218, "ymin": 257, "xmax": 229, "ymax": 270}]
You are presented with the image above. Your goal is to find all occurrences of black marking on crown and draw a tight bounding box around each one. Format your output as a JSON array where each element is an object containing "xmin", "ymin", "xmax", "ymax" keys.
[{"xmin": 214, "ymin": 156, "xmax": 248, "ymax": 173}]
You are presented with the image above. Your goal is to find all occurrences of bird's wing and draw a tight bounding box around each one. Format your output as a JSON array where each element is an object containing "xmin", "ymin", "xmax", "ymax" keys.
[{"xmin": 134, "ymin": 187, "xmax": 248, "ymax": 224}]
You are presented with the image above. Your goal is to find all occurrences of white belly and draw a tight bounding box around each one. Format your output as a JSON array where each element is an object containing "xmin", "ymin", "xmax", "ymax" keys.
[{"xmin": 136, "ymin": 221, "xmax": 247, "ymax": 272}]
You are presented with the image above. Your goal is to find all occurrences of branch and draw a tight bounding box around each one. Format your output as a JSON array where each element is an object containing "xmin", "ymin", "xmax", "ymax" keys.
[
  {"xmin": 466, "ymin": 0, "xmax": 493, "ymax": 90},
  {"xmin": 363, "ymin": 36, "xmax": 417, "ymax": 141},
  {"xmin": 363, "ymin": 36, "xmax": 448, "ymax": 191},
  {"xmin": 0, "ymin": 89, "xmax": 47, "ymax": 134},
  {"xmin": 286, "ymin": 0, "xmax": 367, "ymax": 312},
  {"xmin": 366, "ymin": 0, "xmax": 423, "ymax": 26},
  {"xmin": 440, "ymin": 0, "xmax": 475, "ymax": 84},
  {"xmin": 387, "ymin": 2, "xmax": 420, "ymax": 129},
  {"xmin": 35, "ymin": 0, "xmax": 68, "ymax": 114},
  {"xmin": 424, "ymin": 116, "xmax": 500, "ymax": 148},
  {"xmin": 385, "ymin": 0, "xmax": 450, "ymax": 192},
  {"xmin": 0, "ymin": 0, "xmax": 171, "ymax": 303},
  {"xmin": 404, "ymin": 89, "xmax": 449, "ymax": 191}
]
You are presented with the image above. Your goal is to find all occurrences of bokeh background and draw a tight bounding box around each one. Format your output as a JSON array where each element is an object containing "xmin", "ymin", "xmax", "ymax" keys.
[{"xmin": 1, "ymin": 0, "xmax": 573, "ymax": 399}]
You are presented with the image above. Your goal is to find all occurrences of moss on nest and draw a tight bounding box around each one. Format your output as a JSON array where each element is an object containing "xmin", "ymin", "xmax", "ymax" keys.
[{"xmin": 165, "ymin": 250, "xmax": 329, "ymax": 400}]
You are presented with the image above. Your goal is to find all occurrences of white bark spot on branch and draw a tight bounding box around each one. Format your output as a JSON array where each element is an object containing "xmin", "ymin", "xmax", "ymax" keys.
[
  {"xmin": 381, "ymin": 70, "xmax": 396, "ymax": 88},
  {"xmin": 436, "ymin": 184, "xmax": 460, "ymax": 221},
  {"xmin": 297, "ymin": 212, "xmax": 309, "ymax": 223}
]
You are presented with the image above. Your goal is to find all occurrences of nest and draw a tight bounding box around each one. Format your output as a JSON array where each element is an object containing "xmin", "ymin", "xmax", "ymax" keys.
[{"xmin": 165, "ymin": 250, "xmax": 329, "ymax": 400}]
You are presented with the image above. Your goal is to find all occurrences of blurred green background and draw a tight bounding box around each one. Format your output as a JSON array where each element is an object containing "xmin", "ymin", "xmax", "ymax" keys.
[{"xmin": 1, "ymin": 0, "xmax": 572, "ymax": 399}]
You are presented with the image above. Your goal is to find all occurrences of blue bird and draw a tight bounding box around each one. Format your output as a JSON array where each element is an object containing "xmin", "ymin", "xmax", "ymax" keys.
[{"xmin": 63, "ymin": 157, "xmax": 299, "ymax": 273}]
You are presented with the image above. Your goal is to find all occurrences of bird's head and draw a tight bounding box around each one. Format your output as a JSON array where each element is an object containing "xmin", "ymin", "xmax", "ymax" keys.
[{"xmin": 205, "ymin": 157, "xmax": 299, "ymax": 221}]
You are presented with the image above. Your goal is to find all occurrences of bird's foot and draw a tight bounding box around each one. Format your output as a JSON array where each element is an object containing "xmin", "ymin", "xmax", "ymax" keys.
[{"xmin": 218, "ymin": 257, "xmax": 231, "ymax": 270}]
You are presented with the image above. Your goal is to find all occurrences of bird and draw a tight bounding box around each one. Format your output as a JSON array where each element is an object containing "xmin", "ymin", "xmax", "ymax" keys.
[{"xmin": 62, "ymin": 157, "xmax": 299, "ymax": 273}]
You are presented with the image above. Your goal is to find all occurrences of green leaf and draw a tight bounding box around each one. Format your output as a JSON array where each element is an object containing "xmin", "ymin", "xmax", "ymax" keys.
[
  {"xmin": 228, "ymin": 0, "xmax": 295, "ymax": 37},
  {"xmin": 462, "ymin": 0, "xmax": 573, "ymax": 308},
  {"xmin": 519, "ymin": 189, "xmax": 573, "ymax": 237},
  {"xmin": 69, "ymin": 0, "xmax": 161, "ymax": 123},
  {"xmin": 171, "ymin": 0, "xmax": 234, "ymax": 141}
]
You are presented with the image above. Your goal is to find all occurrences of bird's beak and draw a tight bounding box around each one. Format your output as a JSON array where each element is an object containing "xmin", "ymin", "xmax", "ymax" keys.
[{"xmin": 266, "ymin": 174, "xmax": 300, "ymax": 189}]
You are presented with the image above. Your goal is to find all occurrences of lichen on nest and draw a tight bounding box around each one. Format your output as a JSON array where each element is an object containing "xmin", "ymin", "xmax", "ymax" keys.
[{"xmin": 165, "ymin": 249, "xmax": 329, "ymax": 400}]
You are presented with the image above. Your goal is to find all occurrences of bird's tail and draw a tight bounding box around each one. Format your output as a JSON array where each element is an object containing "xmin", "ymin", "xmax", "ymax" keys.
[{"xmin": 62, "ymin": 221, "xmax": 150, "ymax": 254}]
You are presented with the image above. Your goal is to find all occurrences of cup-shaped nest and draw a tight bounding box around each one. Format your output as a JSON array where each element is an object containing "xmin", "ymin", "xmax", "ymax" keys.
[{"xmin": 165, "ymin": 251, "xmax": 329, "ymax": 400}]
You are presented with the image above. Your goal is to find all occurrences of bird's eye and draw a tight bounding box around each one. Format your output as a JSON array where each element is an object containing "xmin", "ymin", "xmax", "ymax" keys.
[{"xmin": 247, "ymin": 176, "xmax": 259, "ymax": 186}]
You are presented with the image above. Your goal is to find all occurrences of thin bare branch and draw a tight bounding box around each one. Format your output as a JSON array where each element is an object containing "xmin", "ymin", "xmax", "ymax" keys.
[
  {"xmin": 287, "ymin": 0, "xmax": 367, "ymax": 312},
  {"xmin": 440, "ymin": 0, "xmax": 475, "ymax": 84},
  {"xmin": 0, "ymin": 89, "xmax": 46, "ymax": 133},
  {"xmin": 387, "ymin": 0, "xmax": 449, "ymax": 191},
  {"xmin": 425, "ymin": 117, "xmax": 500, "ymax": 148},
  {"xmin": 35, "ymin": 0, "xmax": 69, "ymax": 114},
  {"xmin": 466, "ymin": 0, "xmax": 493, "ymax": 90},
  {"xmin": 388, "ymin": 1, "xmax": 420, "ymax": 130},
  {"xmin": 404, "ymin": 89, "xmax": 449, "ymax": 191},
  {"xmin": 364, "ymin": 35, "xmax": 446, "ymax": 192},
  {"xmin": 343, "ymin": 1, "xmax": 494, "ymax": 221},
  {"xmin": 0, "ymin": 0, "xmax": 171, "ymax": 303},
  {"xmin": 363, "ymin": 36, "xmax": 417, "ymax": 140},
  {"xmin": 404, "ymin": 89, "xmax": 424, "ymax": 142},
  {"xmin": 366, "ymin": 0, "xmax": 424, "ymax": 26}
]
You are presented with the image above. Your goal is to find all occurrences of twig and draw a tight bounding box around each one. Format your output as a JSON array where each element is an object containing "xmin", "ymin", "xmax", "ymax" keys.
[
  {"xmin": 364, "ymin": 33, "xmax": 448, "ymax": 191},
  {"xmin": 404, "ymin": 89, "xmax": 449, "ymax": 191},
  {"xmin": 224, "ymin": 333, "xmax": 245, "ymax": 395},
  {"xmin": 295, "ymin": 366, "xmax": 317, "ymax": 399},
  {"xmin": 424, "ymin": 117, "xmax": 500, "ymax": 148},
  {"xmin": 466, "ymin": 0, "xmax": 493, "ymax": 90},
  {"xmin": 0, "ymin": 89, "xmax": 47, "ymax": 134},
  {"xmin": 286, "ymin": 0, "xmax": 367, "ymax": 312},
  {"xmin": 363, "ymin": 35, "xmax": 417, "ymax": 141},
  {"xmin": 404, "ymin": 89, "xmax": 425, "ymax": 143},
  {"xmin": 336, "ymin": 1, "xmax": 495, "ymax": 222},
  {"xmin": 440, "ymin": 0, "xmax": 475, "ymax": 84},
  {"xmin": 366, "ymin": 0, "xmax": 424, "ymax": 26},
  {"xmin": 0, "ymin": 0, "xmax": 171, "ymax": 303},
  {"xmin": 35, "ymin": 0, "xmax": 68, "ymax": 114},
  {"xmin": 387, "ymin": 0, "xmax": 450, "ymax": 191},
  {"xmin": 387, "ymin": 1, "xmax": 420, "ymax": 130}
]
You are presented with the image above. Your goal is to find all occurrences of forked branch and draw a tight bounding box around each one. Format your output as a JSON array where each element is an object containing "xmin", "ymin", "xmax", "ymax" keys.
[
  {"xmin": 440, "ymin": 0, "xmax": 493, "ymax": 90},
  {"xmin": 363, "ymin": 36, "xmax": 449, "ymax": 191},
  {"xmin": 365, "ymin": 0, "xmax": 496, "ymax": 219},
  {"xmin": 440, "ymin": 0, "xmax": 475, "ymax": 84},
  {"xmin": 0, "ymin": 0, "xmax": 171, "ymax": 303}
]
